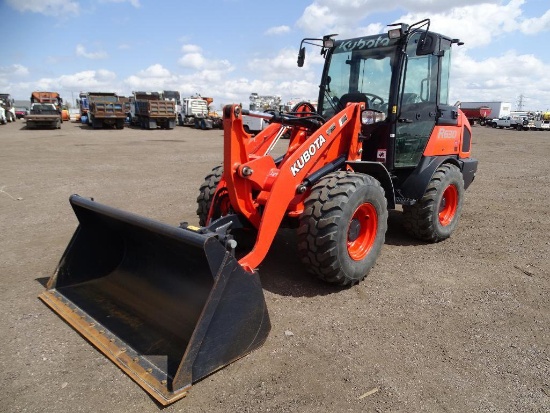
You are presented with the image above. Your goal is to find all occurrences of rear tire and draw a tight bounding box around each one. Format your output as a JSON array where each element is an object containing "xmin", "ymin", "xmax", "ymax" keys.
[
  {"xmin": 402, "ymin": 163, "xmax": 464, "ymax": 242},
  {"xmin": 297, "ymin": 171, "xmax": 388, "ymax": 286},
  {"xmin": 196, "ymin": 165, "xmax": 225, "ymax": 226}
]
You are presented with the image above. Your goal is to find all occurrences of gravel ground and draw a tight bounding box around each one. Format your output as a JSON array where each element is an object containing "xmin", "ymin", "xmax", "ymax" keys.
[{"xmin": 0, "ymin": 119, "xmax": 548, "ymax": 412}]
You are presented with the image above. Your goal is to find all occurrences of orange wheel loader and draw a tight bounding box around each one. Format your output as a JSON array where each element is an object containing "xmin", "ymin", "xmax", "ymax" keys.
[{"xmin": 39, "ymin": 19, "xmax": 477, "ymax": 405}]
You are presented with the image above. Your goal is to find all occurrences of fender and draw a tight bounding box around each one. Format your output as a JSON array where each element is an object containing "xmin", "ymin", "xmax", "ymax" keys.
[
  {"xmin": 396, "ymin": 155, "xmax": 460, "ymax": 204},
  {"xmin": 346, "ymin": 161, "xmax": 396, "ymax": 209}
]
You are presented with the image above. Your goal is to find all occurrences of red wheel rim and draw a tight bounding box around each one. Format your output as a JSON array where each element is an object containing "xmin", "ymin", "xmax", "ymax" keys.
[
  {"xmin": 218, "ymin": 194, "xmax": 231, "ymax": 217},
  {"xmin": 208, "ymin": 190, "xmax": 231, "ymax": 224},
  {"xmin": 347, "ymin": 203, "xmax": 378, "ymax": 261},
  {"xmin": 439, "ymin": 184, "xmax": 458, "ymax": 226}
]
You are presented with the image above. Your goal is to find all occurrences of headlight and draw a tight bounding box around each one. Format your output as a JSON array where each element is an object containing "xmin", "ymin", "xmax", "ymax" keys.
[{"xmin": 361, "ymin": 109, "xmax": 386, "ymax": 125}]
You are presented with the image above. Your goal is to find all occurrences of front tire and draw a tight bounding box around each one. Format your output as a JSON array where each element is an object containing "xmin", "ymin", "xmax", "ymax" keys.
[
  {"xmin": 297, "ymin": 171, "xmax": 388, "ymax": 286},
  {"xmin": 403, "ymin": 163, "xmax": 464, "ymax": 242}
]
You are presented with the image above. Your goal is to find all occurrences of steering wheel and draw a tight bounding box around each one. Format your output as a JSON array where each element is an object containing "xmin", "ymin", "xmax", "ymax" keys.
[
  {"xmin": 282, "ymin": 101, "xmax": 324, "ymax": 130},
  {"xmin": 363, "ymin": 93, "xmax": 384, "ymax": 107}
]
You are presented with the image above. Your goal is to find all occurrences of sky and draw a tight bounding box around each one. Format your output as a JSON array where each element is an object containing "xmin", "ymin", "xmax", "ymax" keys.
[{"xmin": 1, "ymin": 0, "xmax": 550, "ymax": 111}]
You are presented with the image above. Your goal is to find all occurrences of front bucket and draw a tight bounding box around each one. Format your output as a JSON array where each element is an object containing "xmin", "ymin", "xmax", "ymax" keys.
[{"xmin": 39, "ymin": 195, "xmax": 270, "ymax": 405}]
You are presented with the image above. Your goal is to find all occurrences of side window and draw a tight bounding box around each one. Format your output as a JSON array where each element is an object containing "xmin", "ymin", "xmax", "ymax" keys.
[
  {"xmin": 403, "ymin": 56, "xmax": 429, "ymax": 104},
  {"xmin": 401, "ymin": 33, "xmax": 438, "ymax": 106},
  {"xmin": 438, "ymin": 46, "xmax": 451, "ymax": 105}
]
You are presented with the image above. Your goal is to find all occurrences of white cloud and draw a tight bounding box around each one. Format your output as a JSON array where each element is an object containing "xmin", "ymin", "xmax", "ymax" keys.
[
  {"xmin": 296, "ymin": 0, "xmax": 522, "ymax": 38},
  {"xmin": 179, "ymin": 53, "xmax": 206, "ymax": 70},
  {"xmin": 451, "ymin": 50, "xmax": 550, "ymax": 107},
  {"xmin": 181, "ymin": 44, "xmax": 202, "ymax": 53},
  {"xmin": 178, "ymin": 44, "xmax": 234, "ymax": 73},
  {"xmin": 25, "ymin": 70, "xmax": 118, "ymax": 96},
  {"xmin": 5, "ymin": 0, "xmax": 79, "ymax": 17},
  {"xmin": 265, "ymin": 25, "xmax": 291, "ymax": 36},
  {"xmin": 247, "ymin": 48, "xmax": 322, "ymax": 81},
  {"xmin": 519, "ymin": 8, "xmax": 550, "ymax": 35},
  {"xmin": 297, "ymin": 3, "xmax": 338, "ymax": 34},
  {"xmin": 76, "ymin": 44, "xmax": 108, "ymax": 60},
  {"xmin": 136, "ymin": 64, "xmax": 171, "ymax": 78},
  {"xmin": 99, "ymin": 0, "xmax": 141, "ymax": 7},
  {"xmin": 124, "ymin": 64, "xmax": 179, "ymax": 91},
  {"xmin": 0, "ymin": 64, "xmax": 30, "ymax": 77},
  {"xmin": 398, "ymin": 1, "xmax": 526, "ymax": 49}
]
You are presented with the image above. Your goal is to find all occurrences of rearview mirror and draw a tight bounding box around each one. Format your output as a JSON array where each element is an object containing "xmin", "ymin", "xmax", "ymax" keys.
[
  {"xmin": 297, "ymin": 47, "xmax": 305, "ymax": 67},
  {"xmin": 416, "ymin": 32, "xmax": 437, "ymax": 56}
]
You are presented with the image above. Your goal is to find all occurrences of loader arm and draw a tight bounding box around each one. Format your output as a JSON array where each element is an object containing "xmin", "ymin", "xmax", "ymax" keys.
[{"xmin": 222, "ymin": 103, "xmax": 365, "ymax": 272}]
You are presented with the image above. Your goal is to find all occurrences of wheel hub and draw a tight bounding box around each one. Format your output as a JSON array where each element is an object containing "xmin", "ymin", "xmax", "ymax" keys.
[
  {"xmin": 348, "ymin": 219, "xmax": 361, "ymax": 242},
  {"xmin": 438, "ymin": 184, "xmax": 458, "ymax": 226},
  {"xmin": 347, "ymin": 203, "xmax": 378, "ymax": 261}
]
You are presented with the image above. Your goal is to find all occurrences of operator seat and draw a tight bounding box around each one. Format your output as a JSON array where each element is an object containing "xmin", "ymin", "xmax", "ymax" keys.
[
  {"xmin": 402, "ymin": 93, "xmax": 419, "ymax": 105},
  {"xmin": 337, "ymin": 92, "xmax": 370, "ymax": 111}
]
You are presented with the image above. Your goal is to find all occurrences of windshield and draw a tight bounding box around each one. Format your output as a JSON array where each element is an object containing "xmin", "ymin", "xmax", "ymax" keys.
[
  {"xmin": 163, "ymin": 91, "xmax": 181, "ymax": 104},
  {"xmin": 31, "ymin": 104, "xmax": 58, "ymax": 114},
  {"xmin": 321, "ymin": 34, "xmax": 398, "ymax": 119}
]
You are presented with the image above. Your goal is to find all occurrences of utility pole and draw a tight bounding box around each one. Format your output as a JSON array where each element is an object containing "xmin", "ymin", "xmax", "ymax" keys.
[{"xmin": 517, "ymin": 94, "xmax": 526, "ymax": 111}]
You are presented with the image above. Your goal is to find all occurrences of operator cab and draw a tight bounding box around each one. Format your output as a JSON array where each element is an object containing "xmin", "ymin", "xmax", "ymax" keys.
[{"xmin": 299, "ymin": 19, "xmax": 462, "ymax": 174}]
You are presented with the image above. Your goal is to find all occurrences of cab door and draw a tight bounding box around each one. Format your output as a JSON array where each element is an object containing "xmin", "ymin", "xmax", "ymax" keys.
[{"xmin": 394, "ymin": 32, "xmax": 440, "ymax": 168}]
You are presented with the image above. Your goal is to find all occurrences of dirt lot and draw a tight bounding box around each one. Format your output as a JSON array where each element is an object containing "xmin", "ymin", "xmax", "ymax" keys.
[{"xmin": 0, "ymin": 119, "xmax": 548, "ymax": 412}]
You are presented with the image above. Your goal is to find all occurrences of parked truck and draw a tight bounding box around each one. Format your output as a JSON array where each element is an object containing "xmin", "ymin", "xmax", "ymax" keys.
[
  {"xmin": 177, "ymin": 95, "xmax": 222, "ymax": 129},
  {"xmin": 162, "ymin": 90, "xmax": 182, "ymax": 115},
  {"xmin": 195, "ymin": 97, "xmax": 223, "ymax": 129},
  {"xmin": 242, "ymin": 93, "xmax": 282, "ymax": 133},
  {"xmin": 178, "ymin": 95, "xmax": 209, "ymax": 126},
  {"xmin": 0, "ymin": 93, "xmax": 17, "ymax": 122},
  {"xmin": 87, "ymin": 92, "xmax": 126, "ymax": 129},
  {"xmin": 76, "ymin": 92, "xmax": 89, "ymax": 122},
  {"xmin": 0, "ymin": 106, "xmax": 6, "ymax": 124},
  {"xmin": 490, "ymin": 116, "xmax": 524, "ymax": 130},
  {"xmin": 31, "ymin": 91, "xmax": 63, "ymax": 109},
  {"xmin": 117, "ymin": 96, "xmax": 132, "ymax": 121},
  {"xmin": 25, "ymin": 103, "xmax": 62, "ymax": 129},
  {"xmin": 532, "ymin": 112, "xmax": 550, "ymax": 131},
  {"xmin": 130, "ymin": 91, "xmax": 176, "ymax": 129},
  {"xmin": 459, "ymin": 101, "xmax": 512, "ymax": 122},
  {"xmin": 30, "ymin": 91, "xmax": 63, "ymax": 124},
  {"xmin": 458, "ymin": 105, "xmax": 492, "ymax": 126},
  {"xmin": 534, "ymin": 119, "xmax": 550, "ymax": 131},
  {"xmin": 512, "ymin": 111, "xmax": 536, "ymax": 130}
]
